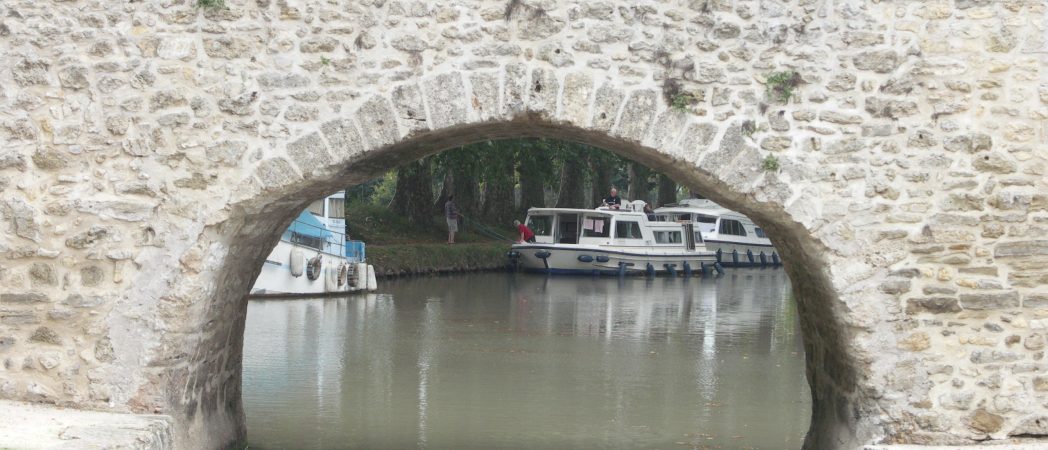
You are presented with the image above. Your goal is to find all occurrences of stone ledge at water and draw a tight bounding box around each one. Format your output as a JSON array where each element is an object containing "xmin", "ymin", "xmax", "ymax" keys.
[{"xmin": 0, "ymin": 400, "xmax": 173, "ymax": 450}]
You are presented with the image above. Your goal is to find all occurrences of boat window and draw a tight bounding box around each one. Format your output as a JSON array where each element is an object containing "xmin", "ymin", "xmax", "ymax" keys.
[
  {"xmin": 654, "ymin": 230, "xmax": 682, "ymax": 244},
  {"xmin": 527, "ymin": 215, "xmax": 553, "ymax": 236},
  {"xmin": 614, "ymin": 221, "xmax": 643, "ymax": 239},
  {"xmin": 718, "ymin": 219, "xmax": 747, "ymax": 236},
  {"xmin": 582, "ymin": 216, "xmax": 611, "ymax": 238},
  {"xmin": 307, "ymin": 199, "xmax": 324, "ymax": 216},
  {"xmin": 755, "ymin": 227, "xmax": 766, "ymax": 238},
  {"xmin": 694, "ymin": 231, "xmax": 704, "ymax": 243},
  {"xmin": 696, "ymin": 215, "xmax": 716, "ymax": 223},
  {"xmin": 327, "ymin": 199, "xmax": 345, "ymax": 219}
]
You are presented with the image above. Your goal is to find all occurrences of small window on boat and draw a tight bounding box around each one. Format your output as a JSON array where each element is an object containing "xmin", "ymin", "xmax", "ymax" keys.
[
  {"xmin": 694, "ymin": 231, "xmax": 704, "ymax": 243},
  {"xmin": 327, "ymin": 199, "xmax": 345, "ymax": 219},
  {"xmin": 307, "ymin": 199, "xmax": 324, "ymax": 216},
  {"xmin": 582, "ymin": 216, "xmax": 611, "ymax": 238},
  {"xmin": 755, "ymin": 227, "xmax": 766, "ymax": 238},
  {"xmin": 527, "ymin": 215, "xmax": 553, "ymax": 236},
  {"xmin": 718, "ymin": 219, "xmax": 747, "ymax": 237},
  {"xmin": 654, "ymin": 230, "xmax": 682, "ymax": 244},
  {"xmin": 696, "ymin": 215, "xmax": 716, "ymax": 224},
  {"xmin": 615, "ymin": 221, "xmax": 643, "ymax": 239}
]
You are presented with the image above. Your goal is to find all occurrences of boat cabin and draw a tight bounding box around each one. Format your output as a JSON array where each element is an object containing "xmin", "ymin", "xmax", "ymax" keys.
[{"xmin": 524, "ymin": 202, "xmax": 705, "ymax": 251}]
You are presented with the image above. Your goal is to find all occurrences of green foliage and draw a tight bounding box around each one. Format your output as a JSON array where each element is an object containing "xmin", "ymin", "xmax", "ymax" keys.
[
  {"xmin": 196, "ymin": 0, "xmax": 225, "ymax": 9},
  {"xmin": 320, "ymin": 56, "xmax": 331, "ymax": 66},
  {"xmin": 741, "ymin": 120, "xmax": 757, "ymax": 137},
  {"xmin": 765, "ymin": 71, "xmax": 801, "ymax": 104},
  {"xmin": 671, "ymin": 92, "xmax": 696, "ymax": 113},
  {"xmin": 366, "ymin": 172, "xmax": 397, "ymax": 207},
  {"xmin": 762, "ymin": 154, "xmax": 780, "ymax": 172}
]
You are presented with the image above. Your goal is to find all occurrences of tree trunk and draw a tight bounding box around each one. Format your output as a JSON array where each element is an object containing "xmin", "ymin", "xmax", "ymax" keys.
[
  {"xmin": 391, "ymin": 159, "xmax": 434, "ymax": 224},
  {"xmin": 657, "ymin": 174, "xmax": 678, "ymax": 206},
  {"xmin": 481, "ymin": 143, "xmax": 517, "ymax": 226},
  {"xmin": 517, "ymin": 154, "xmax": 546, "ymax": 218},
  {"xmin": 556, "ymin": 156, "xmax": 587, "ymax": 208},
  {"xmin": 589, "ymin": 155, "xmax": 614, "ymax": 208},
  {"xmin": 627, "ymin": 163, "xmax": 651, "ymax": 203}
]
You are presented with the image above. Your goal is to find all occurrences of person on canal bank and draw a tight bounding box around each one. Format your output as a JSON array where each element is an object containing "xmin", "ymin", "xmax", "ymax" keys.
[
  {"xmin": 603, "ymin": 187, "xmax": 622, "ymax": 210},
  {"xmin": 445, "ymin": 195, "xmax": 461, "ymax": 244},
  {"xmin": 514, "ymin": 219, "xmax": 536, "ymax": 243}
]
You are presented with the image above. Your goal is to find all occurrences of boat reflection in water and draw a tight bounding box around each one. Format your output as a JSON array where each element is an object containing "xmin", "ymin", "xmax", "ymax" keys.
[{"xmin": 243, "ymin": 270, "xmax": 810, "ymax": 449}]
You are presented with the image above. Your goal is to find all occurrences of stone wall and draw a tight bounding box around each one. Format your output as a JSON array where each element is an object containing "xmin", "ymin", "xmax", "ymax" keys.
[{"xmin": 0, "ymin": 0, "xmax": 1045, "ymax": 448}]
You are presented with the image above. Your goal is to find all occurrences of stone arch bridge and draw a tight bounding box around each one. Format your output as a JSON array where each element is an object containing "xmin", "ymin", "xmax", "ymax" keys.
[{"xmin": 0, "ymin": 0, "xmax": 1046, "ymax": 448}]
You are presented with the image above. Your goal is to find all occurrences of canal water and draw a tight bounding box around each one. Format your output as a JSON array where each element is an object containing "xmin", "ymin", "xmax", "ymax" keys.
[{"xmin": 243, "ymin": 269, "xmax": 810, "ymax": 449}]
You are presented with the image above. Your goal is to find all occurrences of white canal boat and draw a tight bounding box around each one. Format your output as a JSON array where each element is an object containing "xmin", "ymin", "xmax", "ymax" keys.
[
  {"xmin": 251, "ymin": 192, "xmax": 377, "ymax": 295},
  {"xmin": 509, "ymin": 201, "xmax": 719, "ymax": 276},
  {"xmin": 653, "ymin": 198, "xmax": 782, "ymax": 267}
]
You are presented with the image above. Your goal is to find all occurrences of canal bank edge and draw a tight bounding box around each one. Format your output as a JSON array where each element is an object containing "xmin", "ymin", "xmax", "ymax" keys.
[
  {"xmin": 0, "ymin": 400, "xmax": 173, "ymax": 449},
  {"xmin": 367, "ymin": 242, "xmax": 511, "ymax": 278}
]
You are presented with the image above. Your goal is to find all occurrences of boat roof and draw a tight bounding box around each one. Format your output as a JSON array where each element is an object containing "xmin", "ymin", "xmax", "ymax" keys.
[
  {"xmin": 526, "ymin": 207, "xmax": 644, "ymax": 216},
  {"xmin": 654, "ymin": 199, "xmax": 746, "ymax": 218}
]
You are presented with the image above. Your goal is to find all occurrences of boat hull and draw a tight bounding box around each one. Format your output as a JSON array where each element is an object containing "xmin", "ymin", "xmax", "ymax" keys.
[
  {"xmin": 251, "ymin": 240, "xmax": 355, "ymax": 295},
  {"xmin": 511, "ymin": 243, "xmax": 717, "ymax": 275}
]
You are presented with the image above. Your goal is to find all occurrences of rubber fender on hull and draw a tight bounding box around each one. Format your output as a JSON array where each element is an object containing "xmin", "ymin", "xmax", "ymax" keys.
[
  {"xmin": 324, "ymin": 266, "xmax": 339, "ymax": 292},
  {"xmin": 355, "ymin": 263, "xmax": 368, "ymax": 290},
  {"xmin": 337, "ymin": 263, "xmax": 349, "ymax": 287},
  {"xmin": 290, "ymin": 248, "xmax": 305, "ymax": 277},
  {"xmin": 306, "ymin": 255, "xmax": 322, "ymax": 281},
  {"xmin": 577, "ymin": 255, "xmax": 594, "ymax": 263},
  {"xmin": 366, "ymin": 264, "xmax": 378, "ymax": 291},
  {"xmin": 595, "ymin": 255, "xmax": 610, "ymax": 263}
]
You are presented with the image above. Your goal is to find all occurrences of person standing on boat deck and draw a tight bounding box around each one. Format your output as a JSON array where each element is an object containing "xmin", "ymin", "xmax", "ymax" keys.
[
  {"xmin": 514, "ymin": 220, "xmax": 536, "ymax": 243},
  {"xmin": 643, "ymin": 203, "xmax": 656, "ymax": 221},
  {"xmin": 444, "ymin": 195, "xmax": 460, "ymax": 244},
  {"xmin": 603, "ymin": 187, "xmax": 622, "ymax": 210}
]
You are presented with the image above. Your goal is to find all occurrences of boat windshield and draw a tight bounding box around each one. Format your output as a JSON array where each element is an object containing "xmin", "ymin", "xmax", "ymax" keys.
[{"xmin": 526, "ymin": 215, "xmax": 553, "ymax": 236}]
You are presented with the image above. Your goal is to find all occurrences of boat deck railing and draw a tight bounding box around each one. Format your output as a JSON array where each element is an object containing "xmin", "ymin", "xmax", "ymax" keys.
[{"xmin": 282, "ymin": 218, "xmax": 366, "ymax": 262}]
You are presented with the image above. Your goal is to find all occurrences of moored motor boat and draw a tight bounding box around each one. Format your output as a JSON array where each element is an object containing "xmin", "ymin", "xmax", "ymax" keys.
[
  {"xmin": 509, "ymin": 201, "xmax": 718, "ymax": 275},
  {"xmin": 653, "ymin": 198, "xmax": 782, "ymax": 267},
  {"xmin": 251, "ymin": 191, "xmax": 376, "ymax": 295}
]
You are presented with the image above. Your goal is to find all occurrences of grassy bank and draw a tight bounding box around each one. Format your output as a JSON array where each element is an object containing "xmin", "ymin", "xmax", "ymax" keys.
[
  {"xmin": 367, "ymin": 242, "xmax": 511, "ymax": 277},
  {"xmin": 345, "ymin": 203, "xmax": 513, "ymax": 277}
]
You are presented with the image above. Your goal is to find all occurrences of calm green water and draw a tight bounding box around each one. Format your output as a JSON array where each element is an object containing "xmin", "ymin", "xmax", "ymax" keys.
[{"xmin": 243, "ymin": 270, "xmax": 810, "ymax": 449}]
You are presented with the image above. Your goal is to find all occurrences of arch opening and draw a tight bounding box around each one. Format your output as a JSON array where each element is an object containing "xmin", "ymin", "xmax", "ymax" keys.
[{"xmin": 183, "ymin": 122, "xmax": 869, "ymax": 450}]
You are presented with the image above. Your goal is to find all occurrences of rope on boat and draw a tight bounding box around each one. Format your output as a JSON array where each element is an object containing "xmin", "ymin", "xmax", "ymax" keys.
[{"xmin": 461, "ymin": 217, "xmax": 515, "ymax": 243}]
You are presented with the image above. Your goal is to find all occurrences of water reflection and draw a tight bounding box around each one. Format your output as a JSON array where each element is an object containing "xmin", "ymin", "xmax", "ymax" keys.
[{"xmin": 244, "ymin": 269, "xmax": 810, "ymax": 449}]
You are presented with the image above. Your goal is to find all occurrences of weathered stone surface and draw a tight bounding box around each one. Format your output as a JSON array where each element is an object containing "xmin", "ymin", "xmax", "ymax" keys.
[
  {"xmin": 960, "ymin": 291, "xmax": 1020, "ymax": 310},
  {"xmin": 591, "ymin": 83, "xmax": 623, "ymax": 132},
  {"xmin": 0, "ymin": 3, "xmax": 1044, "ymax": 449},
  {"xmin": 969, "ymin": 409, "xmax": 1004, "ymax": 433},
  {"xmin": 853, "ymin": 50, "xmax": 901, "ymax": 73},
  {"xmin": 205, "ymin": 141, "xmax": 249, "ymax": 167},
  {"xmin": 907, "ymin": 297, "xmax": 962, "ymax": 314},
  {"xmin": 29, "ymin": 327, "xmax": 61, "ymax": 345},
  {"xmin": 355, "ymin": 96, "xmax": 399, "ymax": 148},
  {"xmin": 2, "ymin": 198, "xmax": 41, "ymax": 242},
  {"xmin": 995, "ymin": 241, "xmax": 1048, "ymax": 258},
  {"xmin": 613, "ymin": 90, "xmax": 657, "ymax": 143},
  {"xmin": 1, "ymin": 293, "xmax": 48, "ymax": 304}
]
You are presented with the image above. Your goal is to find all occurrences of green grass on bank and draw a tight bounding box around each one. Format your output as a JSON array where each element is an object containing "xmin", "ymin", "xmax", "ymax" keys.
[
  {"xmin": 345, "ymin": 202, "xmax": 512, "ymax": 245},
  {"xmin": 367, "ymin": 242, "xmax": 511, "ymax": 276}
]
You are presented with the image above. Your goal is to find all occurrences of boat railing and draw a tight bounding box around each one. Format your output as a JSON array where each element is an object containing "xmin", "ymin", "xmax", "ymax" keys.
[{"xmin": 282, "ymin": 218, "xmax": 366, "ymax": 262}]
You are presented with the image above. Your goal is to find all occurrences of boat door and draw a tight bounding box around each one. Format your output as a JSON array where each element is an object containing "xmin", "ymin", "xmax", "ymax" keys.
[{"xmin": 556, "ymin": 213, "xmax": 580, "ymax": 244}]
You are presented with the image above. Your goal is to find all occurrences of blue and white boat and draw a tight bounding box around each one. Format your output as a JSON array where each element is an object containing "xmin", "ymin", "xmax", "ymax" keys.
[
  {"xmin": 510, "ymin": 201, "xmax": 718, "ymax": 275},
  {"xmin": 251, "ymin": 191, "xmax": 376, "ymax": 295},
  {"xmin": 653, "ymin": 198, "xmax": 781, "ymax": 267}
]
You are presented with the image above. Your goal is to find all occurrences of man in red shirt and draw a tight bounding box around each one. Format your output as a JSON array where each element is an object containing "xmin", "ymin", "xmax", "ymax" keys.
[{"xmin": 514, "ymin": 220, "xmax": 536, "ymax": 243}]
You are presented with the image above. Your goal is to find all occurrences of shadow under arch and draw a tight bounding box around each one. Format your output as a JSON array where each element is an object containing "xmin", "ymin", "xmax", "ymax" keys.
[{"xmin": 194, "ymin": 118, "xmax": 869, "ymax": 450}]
